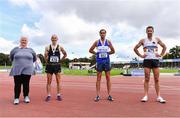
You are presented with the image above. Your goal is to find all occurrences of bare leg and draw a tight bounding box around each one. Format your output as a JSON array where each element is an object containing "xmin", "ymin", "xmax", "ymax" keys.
[
  {"xmin": 46, "ymin": 73, "xmax": 52, "ymax": 96},
  {"xmin": 144, "ymin": 68, "xmax": 151, "ymax": 97},
  {"xmin": 96, "ymin": 72, "xmax": 102, "ymax": 96},
  {"xmin": 105, "ymin": 71, "xmax": 111, "ymax": 96},
  {"xmin": 55, "ymin": 73, "xmax": 61, "ymax": 95},
  {"xmin": 152, "ymin": 68, "xmax": 160, "ymax": 97}
]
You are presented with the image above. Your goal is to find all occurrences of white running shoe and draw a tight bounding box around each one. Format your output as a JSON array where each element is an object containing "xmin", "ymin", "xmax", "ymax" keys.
[
  {"xmin": 14, "ymin": 98, "xmax": 19, "ymax": 105},
  {"xmin": 141, "ymin": 96, "xmax": 148, "ymax": 102},
  {"xmin": 157, "ymin": 96, "xmax": 166, "ymax": 103},
  {"xmin": 24, "ymin": 96, "xmax": 30, "ymax": 103}
]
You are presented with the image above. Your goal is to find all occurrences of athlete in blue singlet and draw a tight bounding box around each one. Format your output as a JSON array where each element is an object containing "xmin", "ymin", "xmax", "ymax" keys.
[{"xmin": 89, "ymin": 29, "xmax": 115, "ymax": 102}]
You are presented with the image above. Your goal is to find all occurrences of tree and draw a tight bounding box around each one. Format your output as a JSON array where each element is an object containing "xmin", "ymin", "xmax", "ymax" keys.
[
  {"xmin": 61, "ymin": 58, "xmax": 70, "ymax": 67},
  {"xmin": 78, "ymin": 57, "xmax": 90, "ymax": 62},
  {"xmin": 0, "ymin": 53, "xmax": 11, "ymax": 66},
  {"xmin": 163, "ymin": 45, "xmax": 180, "ymax": 59},
  {"xmin": 89, "ymin": 54, "xmax": 96, "ymax": 66}
]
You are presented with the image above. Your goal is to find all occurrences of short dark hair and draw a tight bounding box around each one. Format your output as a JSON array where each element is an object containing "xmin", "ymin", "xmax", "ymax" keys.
[
  {"xmin": 146, "ymin": 26, "xmax": 154, "ymax": 32},
  {"xmin": 99, "ymin": 29, "xmax": 106, "ymax": 34}
]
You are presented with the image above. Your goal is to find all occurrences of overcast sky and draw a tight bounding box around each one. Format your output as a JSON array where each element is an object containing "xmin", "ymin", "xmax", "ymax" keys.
[{"xmin": 0, "ymin": 0, "xmax": 179, "ymax": 61}]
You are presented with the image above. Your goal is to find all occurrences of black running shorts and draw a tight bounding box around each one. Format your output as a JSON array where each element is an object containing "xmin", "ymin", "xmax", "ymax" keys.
[
  {"xmin": 45, "ymin": 64, "xmax": 61, "ymax": 74},
  {"xmin": 143, "ymin": 59, "xmax": 160, "ymax": 68}
]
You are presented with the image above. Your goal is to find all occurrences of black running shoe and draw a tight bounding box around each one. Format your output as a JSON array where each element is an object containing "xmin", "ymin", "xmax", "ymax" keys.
[
  {"xmin": 94, "ymin": 96, "xmax": 100, "ymax": 102},
  {"xmin": 45, "ymin": 96, "xmax": 51, "ymax": 102},
  {"xmin": 107, "ymin": 95, "xmax": 114, "ymax": 101},
  {"xmin": 57, "ymin": 96, "xmax": 62, "ymax": 101}
]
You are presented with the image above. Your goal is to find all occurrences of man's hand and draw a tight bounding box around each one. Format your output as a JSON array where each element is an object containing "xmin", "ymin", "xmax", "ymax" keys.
[
  {"xmin": 140, "ymin": 54, "xmax": 147, "ymax": 58},
  {"xmin": 155, "ymin": 53, "xmax": 161, "ymax": 58}
]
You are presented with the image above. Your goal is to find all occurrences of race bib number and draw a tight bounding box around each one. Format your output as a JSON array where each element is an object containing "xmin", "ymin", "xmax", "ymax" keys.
[
  {"xmin": 99, "ymin": 53, "xmax": 107, "ymax": 58},
  {"xmin": 50, "ymin": 56, "xmax": 59, "ymax": 62}
]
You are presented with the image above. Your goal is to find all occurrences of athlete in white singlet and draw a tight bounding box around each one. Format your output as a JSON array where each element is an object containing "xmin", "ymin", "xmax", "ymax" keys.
[{"xmin": 134, "ymin": 26, "xmax": 167, "ymax": 103}]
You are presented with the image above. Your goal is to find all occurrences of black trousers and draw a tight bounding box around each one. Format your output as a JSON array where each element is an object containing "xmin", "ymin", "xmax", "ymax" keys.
[{"xmin": 14, "ymin": 74, "xmax": 31, "ymax": 99}]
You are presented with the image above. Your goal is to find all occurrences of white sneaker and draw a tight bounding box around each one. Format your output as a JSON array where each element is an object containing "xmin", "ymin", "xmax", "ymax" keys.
[
  {"xmin": 14, "ymin": 98, "xmax": 19, "ymax": 105},
  {"xmin": 141, "ymin": 96, "xmax": 148, "ymax": 102},
  {"xmin": 157, "ymin": 96, "xmax": 166, "ymax": 103},
  {"xmin": 24, "ymin": 96, "xmax": 30, "ymax": 103}
]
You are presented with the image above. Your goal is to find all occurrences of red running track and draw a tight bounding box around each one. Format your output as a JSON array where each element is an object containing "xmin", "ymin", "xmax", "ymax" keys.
[{"xmin": 0, "ymin": 73, "xmax": 180, "ymax": 117}]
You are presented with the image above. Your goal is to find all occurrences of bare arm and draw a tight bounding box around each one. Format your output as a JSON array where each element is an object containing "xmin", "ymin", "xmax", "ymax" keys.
[
  {"xmin": 108, "ymin": 40, "xmax": 115, "ymax": 54},
  {"xmin": 156, "ymin": 37, "xmax": 167, "ymax": 57},
  {"xmin": 60, "ymin": 46, "xmax": 67, "ymax": 60},
  {"xmin": 134, "ymin": 39, "xmax": 145, "ymax": 58},
  {"xmin": 89, "ymin": 40, "xmax": 98, "ymax": 55},
  {"xmin": 44, "ymin": 47, "xmax": 49, "ymax": 64}
]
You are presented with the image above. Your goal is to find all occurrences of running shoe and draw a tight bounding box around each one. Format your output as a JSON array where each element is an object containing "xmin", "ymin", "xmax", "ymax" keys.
[
  {"xmin": 45, "ymin": 96, "xmax": 51, "ymax": 102},
  {"xmin": 24, "ymin": 96, "xmax": 30, "ymax": 103},
  {"xmin": 157, "ymin": 96, "xmax": 166, "ymax": 103},
  {"xmin": 94, "ymin": 96, "xmax": 100, "ymax": 102},
  {"xmin": 141, "ymin": 96, "xmax": 148, "ymax": 102},
  {"xmin": 107, "ymin": 95, "xmax": 114, "ymax": 101},
  {"xmin": 57, "ymin": 95, "xmax": 62, "ymax": 101},
  {"xmin": 14, "ymin": 98, "xmax": 19, "ymax": 105}
]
